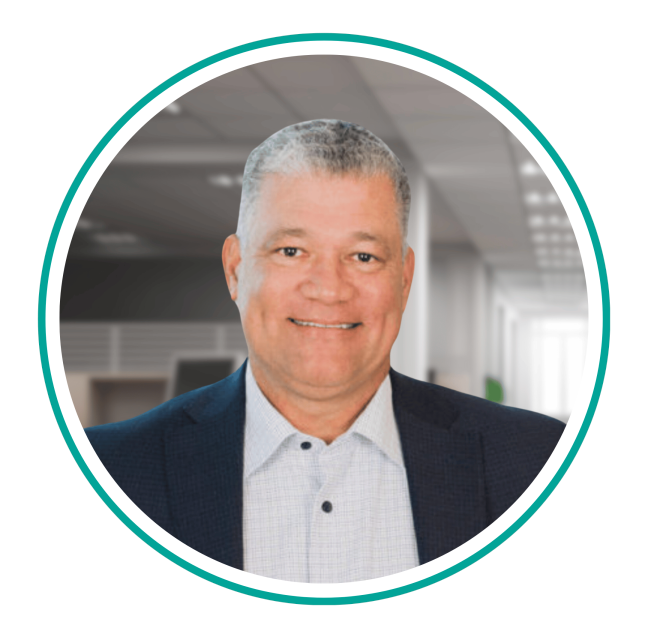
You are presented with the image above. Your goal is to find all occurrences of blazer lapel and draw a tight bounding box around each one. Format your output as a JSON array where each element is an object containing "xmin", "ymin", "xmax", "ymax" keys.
[
  {"xmin": 164, "ymin": 363, "xmax": 247, "ymax": 569},
  {"xmin": 390, "ymin": 369, "xmax": 487, "ymax": 565}
]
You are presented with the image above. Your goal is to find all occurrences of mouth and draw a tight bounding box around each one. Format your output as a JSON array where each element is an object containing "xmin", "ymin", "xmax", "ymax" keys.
[{"xmin": 289, "ymin": 318, "xmax": 362, "ymax": 330}]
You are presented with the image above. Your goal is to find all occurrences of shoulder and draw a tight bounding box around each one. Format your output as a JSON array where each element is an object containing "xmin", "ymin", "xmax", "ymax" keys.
[
  {"xmin": 86, "ymin": 383, "xmax": 211, "ymax": 457},
  {"xmin": 390, "ymin": 368, "xmax": 564, "ymax": 436},
  {"xmin": 85, "ymin": 366, "xmax": 246, "ymax": 526},
  {"xmin": 86, "ymin": 363, "xmax": 247, "ymax": 456},
  {"xmin": 84, "ymin": 384, "xmax": 209, "ymax": 509},
  {"xmin": 86, "ymin": 364, "xmax": 245, "ymax": 491},
  {"xmin": 431, "ymin": 380, "xmax": 565, "ymax": 468}
]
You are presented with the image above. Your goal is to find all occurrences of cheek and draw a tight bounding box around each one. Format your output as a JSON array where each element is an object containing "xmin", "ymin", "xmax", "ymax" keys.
[
  {"xmin": 240, "ymin": 266, "xmax": 295, "ymax": 318},
  {"xmin": 361, "ymin": 278, "xmax": 405, "ymax": 322}
]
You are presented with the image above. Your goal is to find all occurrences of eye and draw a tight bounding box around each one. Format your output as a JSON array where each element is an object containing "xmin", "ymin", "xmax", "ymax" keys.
[
  {"xmin": 278, "ymin": 247, "xmax": 302, "ymax": 257},
  {"xmin": 355, "ymin": 252, "xmax": 376, "ymax": 263}
]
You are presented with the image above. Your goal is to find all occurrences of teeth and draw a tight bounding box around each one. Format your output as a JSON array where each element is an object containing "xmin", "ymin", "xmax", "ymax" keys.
[{"xmin": 290, "ymin": 318, "xmax": 359, "ymax": 329}]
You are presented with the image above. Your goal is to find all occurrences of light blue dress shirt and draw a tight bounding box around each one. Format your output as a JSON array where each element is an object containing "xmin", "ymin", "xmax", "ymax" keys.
[{"xmin": 243, "ymin": 365, "xmax": 419, "ymax": 583}]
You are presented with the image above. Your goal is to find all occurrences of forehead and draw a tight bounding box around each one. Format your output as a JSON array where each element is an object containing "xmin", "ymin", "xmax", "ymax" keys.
[{"xmin": 252, "ymin": 171, "xmax": 402, "ymax": 241}]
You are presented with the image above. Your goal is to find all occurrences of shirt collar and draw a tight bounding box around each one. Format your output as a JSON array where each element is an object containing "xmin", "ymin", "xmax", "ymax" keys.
[
  {"xmin": 244, "ymin": 364, "xmax": 296, "ymax": 479},
  {"xmin": 243, "ymin": 364, "xmax": 404, "ymax": 478},
  {"xmin": 346, "ymin": 374, "xmax": 404, "ymax": 467}
]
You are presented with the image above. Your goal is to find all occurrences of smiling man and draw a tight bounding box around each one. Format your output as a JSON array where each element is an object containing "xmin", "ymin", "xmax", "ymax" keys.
[
  {"xmin": 87, "ymin": 120, "xmax": 564, "ymax": 583},
  {"xmin": 224, "ymin": 168, "xmax": 413, "ymax": 444}
]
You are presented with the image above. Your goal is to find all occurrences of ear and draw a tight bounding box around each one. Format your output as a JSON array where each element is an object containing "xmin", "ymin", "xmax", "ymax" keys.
[
  {"xmin": 401, "ymin": 246, "xmax": 415, "ymax": 313},
  {"xmin": 222, "ymin": 234, "xmax": 242, "ymax": 301}
]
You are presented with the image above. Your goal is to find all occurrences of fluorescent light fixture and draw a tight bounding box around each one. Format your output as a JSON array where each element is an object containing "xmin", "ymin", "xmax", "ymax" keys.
[
  {"xmin": 208, "ymin": 174, "xmax": 236, "ymax": 188},
  {"xmin": 520, "ymin": 160, "xmax": 542, "ymax": 176},
  {"xmin": 76, "ymin": 218, "xmax": 105, "ymax": 231},
  {"xmin": 93, "ymin": 232, "xmax": 139, "ymax": 245},
  {"xmin": 165, "ymin": 101, "xmax": 182, "ymax": 115}
]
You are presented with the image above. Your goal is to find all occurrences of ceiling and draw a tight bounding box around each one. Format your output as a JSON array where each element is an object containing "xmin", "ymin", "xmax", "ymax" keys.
[{"xmin": 72, "ymin": 55, "xmax": 586, "ymax": 311}]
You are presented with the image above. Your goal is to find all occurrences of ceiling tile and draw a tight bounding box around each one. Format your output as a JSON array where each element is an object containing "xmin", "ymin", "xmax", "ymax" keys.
[
  {"xmin": 352, "ymin": 57, "xmax": 444, "ymax": 88},
  {"xmin": 131, "ymin": 115, "xmax": 219, "ymax": 142},
  {"xmin": 375, "ymin": 87, "xmax": 488, "ymax": 117}
]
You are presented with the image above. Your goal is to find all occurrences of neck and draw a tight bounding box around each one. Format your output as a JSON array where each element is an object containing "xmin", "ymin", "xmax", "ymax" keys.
[{"xmin": 248, "ymin": 358, "xmax": 390, "ymax": 444}]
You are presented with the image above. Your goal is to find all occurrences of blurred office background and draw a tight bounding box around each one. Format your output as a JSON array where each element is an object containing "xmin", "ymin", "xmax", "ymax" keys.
[{"xmin": 60, "ymin": 55, "xmax": 588, "ymax": 428}]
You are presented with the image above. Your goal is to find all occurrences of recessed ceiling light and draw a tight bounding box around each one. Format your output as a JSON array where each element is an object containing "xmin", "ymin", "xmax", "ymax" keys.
[
  {"xmin": 520, "ymin": 160, "xmax": 542, "ymax": 176},
  {"xmin": 549, "ymin": 233, "xmax": 561, "ymax": 243},
  {"xmin": 528, "ymin": 215, "xmax": 545, "ymax": 227},
  {"xmin": 208, "ymin": 174, "xmax": 236, "ymax": 188},
  {"xmin": 564, "ymin": 232, "xmax": 575, "ymax": 242},
  {"xmin": 532, "ymin": 232, "xmax": 547, "ymax": 243},
  {"xmin": 546, "ymin": 191, "xmax": 559, "ymax": 205},
  {"xmin": 525, "ymin": 191, "xmax": 543, "ymax": 206},
  {"xmin": 165, "ymin": 101, "xmax": 182, "ymax": 115},
  {"xmin": 535, "ymin": 246, "xmax": 549, "ymax": 256}
]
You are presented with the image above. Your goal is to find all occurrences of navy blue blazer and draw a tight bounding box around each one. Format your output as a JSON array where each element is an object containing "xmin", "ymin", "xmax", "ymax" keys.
[{"xmin": 87, "ymin": 363, "xmax": 564, "ymax": 569}]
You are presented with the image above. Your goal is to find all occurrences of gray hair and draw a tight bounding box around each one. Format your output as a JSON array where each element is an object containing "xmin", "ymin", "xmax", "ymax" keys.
[{"xmin": 236, "ymin": 119, "xmax": 411, "ymax": 254}]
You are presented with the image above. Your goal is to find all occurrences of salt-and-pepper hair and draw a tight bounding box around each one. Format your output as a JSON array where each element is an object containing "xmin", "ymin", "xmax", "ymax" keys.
[{"xmin": 236, "ymin": 119, "xmax": 411, "ymax": 255}]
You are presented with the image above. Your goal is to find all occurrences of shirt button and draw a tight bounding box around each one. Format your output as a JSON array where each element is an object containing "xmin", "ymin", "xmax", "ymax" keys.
[
  {"xmin": 300, "ymin": 441, "xmax": 312, "ymax": 450},
  {"xmin": 321, "ymin": 501, "xmax": 333, "ymax": 513}
]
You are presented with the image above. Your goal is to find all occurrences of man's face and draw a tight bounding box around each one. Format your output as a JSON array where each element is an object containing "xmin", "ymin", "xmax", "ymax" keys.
[{"xmin": 223, "ymin": 171, "xmax": 414, "ymax": 397}]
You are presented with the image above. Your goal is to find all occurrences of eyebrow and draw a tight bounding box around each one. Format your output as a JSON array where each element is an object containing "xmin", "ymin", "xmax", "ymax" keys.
[
  {"xmin": 262, "ymin": 227, "xmax": 308, "ymax": 248},
  {"xmin": 350, "ymin": 231, "xmax": 393, "ymax": 255},
  {"xmin": 351, "ymin": 231, "xmax": 381, "ymax": 243},
  {"xmin": 261, "ymin": 228, "xmax": 393, "ymax": 254}
]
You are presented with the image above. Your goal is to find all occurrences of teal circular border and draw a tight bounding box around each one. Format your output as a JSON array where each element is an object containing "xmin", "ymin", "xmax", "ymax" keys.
[{"xmin": 38, "ymin": 33, "xmax": 610, "ymax": 605}]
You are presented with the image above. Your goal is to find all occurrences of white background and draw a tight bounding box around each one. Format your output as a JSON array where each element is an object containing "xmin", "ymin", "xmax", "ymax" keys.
[{"xmin": 3, "ymin": 1, "xmax": 650, "ymax": 635}]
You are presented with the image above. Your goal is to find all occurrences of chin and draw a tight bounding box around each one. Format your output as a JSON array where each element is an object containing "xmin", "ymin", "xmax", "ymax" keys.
[{"xmin": 283, "ymin": 356, "xmax": 363, "ymax": 390}]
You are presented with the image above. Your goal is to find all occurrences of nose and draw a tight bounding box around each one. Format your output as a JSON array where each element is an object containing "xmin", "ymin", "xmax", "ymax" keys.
[{"xmin": 299, "ymin": 255, "xmax": 355, "ymax": 304}]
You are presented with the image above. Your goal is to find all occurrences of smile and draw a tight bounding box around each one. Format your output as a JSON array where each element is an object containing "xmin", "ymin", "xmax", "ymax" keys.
[{"xmin": 289, "ymin": 318, "xmax": 362, "ymax": 330}]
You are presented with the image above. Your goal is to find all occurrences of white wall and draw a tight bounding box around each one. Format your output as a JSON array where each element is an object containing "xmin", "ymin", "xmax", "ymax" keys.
[
  {"xmin": 428, "ymin": 245, "xmax": 488, "ymax": 397},
  {"xmin": 485, "ymin": 284, "xmax": 589, "ymax": 418},
  {"xmin": 391, "ymin": 169, "xmax": 430, "ymax": 381},
  {"xmin": 486, "ymin": 278, "xmax": 522, "ymax": 407},
  {"xmin": 522, "ymin": 313, "xmax": 588, "ymax": 420}
]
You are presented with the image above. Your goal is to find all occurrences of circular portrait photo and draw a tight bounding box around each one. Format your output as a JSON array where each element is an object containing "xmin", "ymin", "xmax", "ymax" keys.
[{"xmin": 59, "ymin": 54, "xmax": 588, "ymax": 585}]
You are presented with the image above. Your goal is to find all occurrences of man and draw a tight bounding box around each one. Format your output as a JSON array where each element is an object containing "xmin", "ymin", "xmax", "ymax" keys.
[{"xmin": 87, "ymin": 119, "xmax": 564, "ymax": 583}]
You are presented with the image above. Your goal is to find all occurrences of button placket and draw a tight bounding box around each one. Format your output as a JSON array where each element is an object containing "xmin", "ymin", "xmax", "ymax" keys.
[
  {"xmin": 307, "ymin": 438, "xmax": 362, "ymax": 582},
  {"xmin": 307, "ymin": 442, "xmax": 338, "ymax": 582}
]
